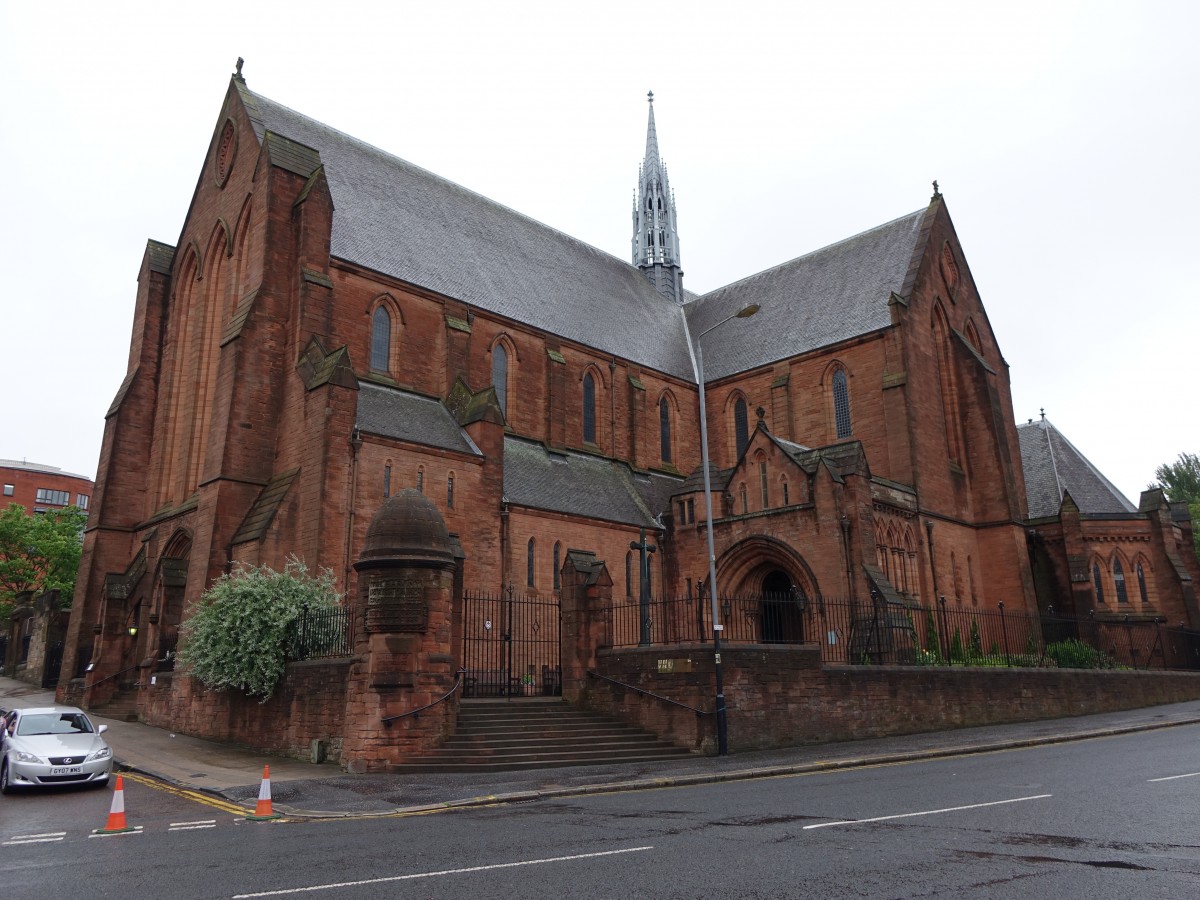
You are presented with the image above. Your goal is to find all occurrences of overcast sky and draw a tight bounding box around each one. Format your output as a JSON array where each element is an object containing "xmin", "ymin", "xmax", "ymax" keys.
[{"xmin": 2, "ymin": 1, "xmax": 1196, "ymax": 505}]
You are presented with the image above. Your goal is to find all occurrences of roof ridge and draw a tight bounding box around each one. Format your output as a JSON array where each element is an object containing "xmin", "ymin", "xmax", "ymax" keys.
[
  {"xmin": 248, "ymin": 89, "xmax": 672, "ymax": 298},
  {"xmin": 691, "ymin": 207, "xmax": 927, "ymax": 300}
]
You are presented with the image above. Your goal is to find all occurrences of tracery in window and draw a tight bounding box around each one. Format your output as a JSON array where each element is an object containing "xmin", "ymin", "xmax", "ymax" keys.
[
  {"xmin": 659, "ymin": 396, "xmax": 672, "ymax": 464},
  {"xmin": 583, "ymin": 373, "xmax": 596, "ymax": 444},
  {"xmin": 1113, "ymin": 558, "xmax": 1128, "ymax": 603},
  {"xmin": 833, "ymin": 368, "xmax": 852, "ymax": 439},
  {"xmin": 492, "ymin": 342, "xmax": 508, "ymax": 416},
  {"xmin": 370, "ymin": 306, "xmax": 391, "ymax": 372},
  {"xmin": 734, "ymin": 397, "xmax": 749, "ymax": 457}
]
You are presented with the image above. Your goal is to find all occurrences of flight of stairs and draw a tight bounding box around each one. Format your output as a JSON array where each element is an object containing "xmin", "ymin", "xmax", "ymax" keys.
[
  {"xmin": 92, "ymin": 689, "xmax": 139, "ymax": 723},
  {"xmin": 390, "ymin": 697, "xmax": 693, "ymax": 773}
]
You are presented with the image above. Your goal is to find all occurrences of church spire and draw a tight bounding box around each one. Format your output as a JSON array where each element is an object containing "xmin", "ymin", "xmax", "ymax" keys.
[{"xmin": 632, "ymin": 91, "xmax": 683, "ymax": 303}]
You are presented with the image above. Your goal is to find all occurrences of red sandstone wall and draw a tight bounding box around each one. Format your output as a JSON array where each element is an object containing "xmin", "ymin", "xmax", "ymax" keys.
[
  {"xmin": 589, "ymin": 645, "xmax": 1200, "ymax": 754},
  {"xmin": 142, "ymin": 661, "xmax": 351, "ymax": 762}
]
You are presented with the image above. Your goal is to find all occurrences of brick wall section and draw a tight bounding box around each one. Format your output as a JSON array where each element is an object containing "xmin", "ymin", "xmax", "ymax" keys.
[
  {"xmin": 589, "ymin": 646, "xmax": 1200, "ymax": 754},
  {"xmin": 142, "ymin": 662, "xmax": 350, "ymax": 761}
]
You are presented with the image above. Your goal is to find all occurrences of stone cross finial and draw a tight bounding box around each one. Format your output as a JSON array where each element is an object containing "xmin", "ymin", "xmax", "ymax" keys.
[
  {"xmin": 234, "ymin": 57, "xmax": 245, "ymax": 82},
  {"xmin": 647, "ymin": 90, "xmax": 654, "ymax": 104},
  {"xmin": 931, "ymin": 179, "xmax": 941, "ymax": 200}
]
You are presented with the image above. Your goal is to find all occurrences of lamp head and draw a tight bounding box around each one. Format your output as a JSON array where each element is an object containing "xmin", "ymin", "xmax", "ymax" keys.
[{"xmin": 736, "ymin": 304, "xmax": 760, "ymax": 318}]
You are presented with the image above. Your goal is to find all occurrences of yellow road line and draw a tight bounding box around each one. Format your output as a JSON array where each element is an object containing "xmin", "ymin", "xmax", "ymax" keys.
[{"xmin": 119, "ymin": 772, "xmax": 250, "ymax": 816}]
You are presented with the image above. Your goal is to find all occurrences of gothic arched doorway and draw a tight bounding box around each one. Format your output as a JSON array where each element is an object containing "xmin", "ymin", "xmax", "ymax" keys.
[{"xmin": 761, "ymin": 569, "xmax": 805, "ymax": 643}]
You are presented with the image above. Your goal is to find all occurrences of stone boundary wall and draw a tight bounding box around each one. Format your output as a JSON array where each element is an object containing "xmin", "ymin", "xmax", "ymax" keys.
[
  {"xmin": 587, "ymin": 644, "xmax": 1200, "ymax": 755},
  {"xmin": 141, "ymin": 658, "xmax": 353, "ymax": 762}
]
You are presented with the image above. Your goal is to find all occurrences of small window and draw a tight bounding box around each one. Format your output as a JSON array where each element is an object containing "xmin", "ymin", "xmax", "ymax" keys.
[
  {"xmin": 739, "ymin": 483, "xmax": 748, "ymax": 515},
  {"xmin": 76, "ymin": 494, "xmax": 89, "ymax": 510},
  {"xmin": 833, "ymin": 369, "xmax": 852, "ymax": 439},
  {"xmin": 370, "ymin": 306, "xmax": 391, "ymax": 372},
  {"xmin": 677, "ymin": 501, "xmax": 686, "ymax": 523},
  {"xmin": 1114, "ymin": 559, "xmax": 1128, "ymax": 603},
  {"xmin": 383, "ymin": 464, "xmax": 392, "ymax": 498},
  {"xmin": 781, "ymin": 480, "xmax": 789, "ymax": 506},
  {"xmin": 416, "ymin": 467, "xmax": 424, "ymax": 495},
  {"xmin": 553, "ymin": 542, "xmax": 562, "ymax": 591},
  {"xmin": 3, "ymin": 484, "xmax": 13, "ymax": 496},
  {"xmin": 447, "ymin": 473, "xmax": 455, "ymax": 509},
  {"xmin": 492, "ymin": 343, "xmax": 508, "ymax": 416},
  {"xmin": 1093, "ymin": 562, "xmax": 1105, "ymax": 604},
  {"xmin": 686, "ymin": 498, "xmax": 695, "ymax": 523},
  {"xmin": 35, "ymin": 489, "xmax": 70, "ymax": 506},
  {"xmin": 625, "ymin": 551, "xmax": 633, "ymax": 597},
  {"xmin": 734, "ymin": 399, "xmax": 749, "ymax": 457},
  {"xmin": 527, "ymin": 539, "xmax": 535, "ymax": 588},
  {"xmin": 659, "ymin": 397, "xmax": 672, "ymax": 464},
  {"xmin": 759, "ymin": 461, "xmax": 769, "ymax": 508},
  {"xmin": 1137, "ymin": 562, "xmax": 1148, "ymax": 604},
  {"xmin": 583, "ymin": 374, "xmax": 596, "ymax": 445}
]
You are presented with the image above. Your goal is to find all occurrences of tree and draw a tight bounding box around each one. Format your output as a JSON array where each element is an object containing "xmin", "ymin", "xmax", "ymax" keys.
[
  {"xmin": 177, "ymin": 557, "xmax": 341, "ymax": 699},
  {"xmin": 1151, "ymin": 452, "xmax": 1200, "ymax": 555},
  {"xmin": 0, "ymin": 503, "xmax": 88, "ymax": 624}
]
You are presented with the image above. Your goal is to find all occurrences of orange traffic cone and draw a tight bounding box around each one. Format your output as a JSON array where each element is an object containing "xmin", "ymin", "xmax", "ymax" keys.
[
  {"xmin": 94, "ymin": 774, "xmax": 137, "ymax": 834},
  {"xmin": 246, "ymin": 764, "xmax": 281, "ymax": 820}
]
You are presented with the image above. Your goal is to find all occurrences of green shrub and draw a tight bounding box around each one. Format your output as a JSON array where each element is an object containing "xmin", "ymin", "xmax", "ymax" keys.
[
  {"xmin": 178, "ymin": 557, "xmax": 341, "ymax": 699},
  {"xmin": 1044, "ymin": 638, "xmax": 1115, "ymax": 670}
]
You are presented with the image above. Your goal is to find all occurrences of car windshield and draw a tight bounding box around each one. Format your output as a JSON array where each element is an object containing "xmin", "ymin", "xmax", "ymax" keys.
[{"xmin": 15, "ymin": 713, "xmax": 94, "ymax": 736}]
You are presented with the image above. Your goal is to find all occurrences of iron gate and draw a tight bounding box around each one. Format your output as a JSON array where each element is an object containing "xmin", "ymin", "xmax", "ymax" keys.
[{"xmin": 462, "ymin": 588, "xmax": 561, "ymax": 697}]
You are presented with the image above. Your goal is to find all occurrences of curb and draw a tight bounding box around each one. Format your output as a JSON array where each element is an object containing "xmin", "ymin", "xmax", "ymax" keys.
[{"xmin": 252, "ymin": 715, "xmax": 1200, "ymax": 820}]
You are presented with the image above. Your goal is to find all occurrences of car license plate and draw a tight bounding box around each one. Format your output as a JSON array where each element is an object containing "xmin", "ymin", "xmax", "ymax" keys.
[{"xmin": 50, "ymin": 766, "xmax": 83, "ymax": 775}]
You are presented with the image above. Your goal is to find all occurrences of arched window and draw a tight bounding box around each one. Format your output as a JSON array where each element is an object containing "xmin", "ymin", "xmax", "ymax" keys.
[
  {"xmin": 1093, "ymin": 562, "xmax": 1105, "ymax": 604},
  {"xmin": 527, "ymin": 538, "xmax": 535, "ymax": 588},
  {"xmin": 416, "ymin": 466, "xmax": 424, "ymax": 495},
  {"xmin": 659, "ymin": 397, "xmax": 672, "ymax": 464},
  {"xmin": 583, "ymin": 373, "xmax": 596, "ymax": 444},
  {"xmin": 370, "ymin": 306, "xmax": 391, "ymax": 373},
  {"xmin": 1137, "ymin": 562, "xmax": 1148, "ymax": 604},
  {"xmin": 446, "ymin": 472, "xmax": 455, "ymax": 509},
  {"xmin": 759, "ymin": 460, "xmax": 769, "ymax": 508},
  {"xmin": 739, "ymin": 483, "xmax": 748, "ymax": 515},
  {"xmin": 781, "ymin": 478, "xmax": 789, "ymax": 506},
  {"xmin": 383, "ymin": 463, "xmax": 392, "ymax": 498},
  {"xmin": 553, "ymin": 542, "xmax": 562, "ymax": 591},
  {"xmin": 626, "ymin": 551, "xmax": 633, "ymax": 597},
  {"xmin": 734, "ymin": 398, "xmax": 749, "ymax": 457},
  {"xmin": 492, "ymin": 343, "xmax": 508, "ymax": 416},
  {"xmin": 833, "ymin": 369, "xmax": 852, "ymax": 439},
  {"xmin": 1113, "ymin": 558, "xmax": 1128, "ymax": 603}
]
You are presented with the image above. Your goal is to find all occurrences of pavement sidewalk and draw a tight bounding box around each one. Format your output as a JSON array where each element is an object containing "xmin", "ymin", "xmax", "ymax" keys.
[{"xmin": 4, "ymin": 675, "xmax": 1199, "ymax": 818}]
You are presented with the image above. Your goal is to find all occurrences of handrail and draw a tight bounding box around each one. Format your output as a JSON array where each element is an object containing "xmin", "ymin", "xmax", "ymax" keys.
[
  {"xmin": 587, "ymin": 669, "xmax": 711, "ymax": 717},
  {"xmin": 382, "ymin": 668, "xmax": 465, "ymax": 727},
  {"xmin": 86, "ymin": 663, "xmax": 144, "ymax": 692}
]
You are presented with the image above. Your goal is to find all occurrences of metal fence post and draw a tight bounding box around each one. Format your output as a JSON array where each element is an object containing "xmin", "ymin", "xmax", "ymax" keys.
[{"xmin": 998, "ymin": 600, "xmax": 1010, "ymax": 667}]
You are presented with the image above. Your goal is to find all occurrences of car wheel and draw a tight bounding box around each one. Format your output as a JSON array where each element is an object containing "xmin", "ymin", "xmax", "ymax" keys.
[{"xmin": 0, "ymin": 759, "xmax": 13, "ymax": 795}]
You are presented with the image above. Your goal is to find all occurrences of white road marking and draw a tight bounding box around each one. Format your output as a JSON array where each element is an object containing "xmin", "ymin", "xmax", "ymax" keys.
[
  {"xmin": 88, "ymin": 826, "xmax": 144, "ymax": 838},
  {"xmin": 3, "ymin": 831, "xmax": 66, "ymax": 846},
  {"xmin": 170, "ymin": 819, "xmax": 218, "ymax": 828},
  {"xmin": 231, "ymin": 846, "xmax": 655, "ymax": 897},
  {"xmin": 1149, "ymin": 772, "xmax": 1200, "ymax": 782},
  {"xmin": 802, "ymin": 794, "xmax": 1053, "ymax": 829},
  {"xmin": 169, "ymin": 824, "xmax": 218, "ymax": 831}
]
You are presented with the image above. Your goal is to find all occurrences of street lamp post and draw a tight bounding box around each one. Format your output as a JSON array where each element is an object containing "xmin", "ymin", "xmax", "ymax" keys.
[{"xmin": 694, "ymin": 303, "xmax": 759, "ymax": 756}]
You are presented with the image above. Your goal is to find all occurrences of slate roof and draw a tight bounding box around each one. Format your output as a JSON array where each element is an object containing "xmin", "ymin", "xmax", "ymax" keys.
[
  {"xmin": 684, "ymin": 210, "xmax": 929, "ymax": 380},
  {"xmin": 231, "ymin": 469, "xmax": 298, "ymax": 545},
  {"xmin": 503, "ymin": 437, "xmax": 681, "ymax": 527},
  {"xmin": 241, "ymin": 87, "xmax": 696, "ymax": 380},
  {"xmin": 1017, "ymin": 418, "xmax": 1136, "ymax": 519},
  {"xmin": 356, "ymin": 382, "xmax": 481, "ymax": 456}
]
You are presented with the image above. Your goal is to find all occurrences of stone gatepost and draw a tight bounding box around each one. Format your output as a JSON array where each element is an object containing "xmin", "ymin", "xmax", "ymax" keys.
[
  {"xmin": 342, "ymin": 489, "xmax": 461, "ymax": 773},
  {"xmin": 559, "ymin": 550, "xmax": 612, "ymax": 702}
]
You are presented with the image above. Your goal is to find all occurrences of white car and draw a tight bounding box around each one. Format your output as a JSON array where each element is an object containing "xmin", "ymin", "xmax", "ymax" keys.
[{"xmin": 1, "ymin": 706, "xmax": 113, "ymax": 793}]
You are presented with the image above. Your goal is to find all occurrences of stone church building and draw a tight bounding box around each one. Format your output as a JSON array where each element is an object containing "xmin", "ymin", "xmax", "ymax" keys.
[{"xmin": 60, "ymin": 66, "xmax": 1200, "ymax": 761}]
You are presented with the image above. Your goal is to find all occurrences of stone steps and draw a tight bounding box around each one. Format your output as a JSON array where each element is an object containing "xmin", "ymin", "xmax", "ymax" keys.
[{"xmin": 395, "ymin": 698, "xmax": 690, "ymax": 773}]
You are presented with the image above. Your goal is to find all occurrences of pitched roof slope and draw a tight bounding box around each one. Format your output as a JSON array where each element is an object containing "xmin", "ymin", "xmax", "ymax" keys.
[
  {"xmin": 503, "ymin": 437, "xmax": 679, "ymax": 527},
  {"xmin": 1017, "ymin": 418, "xmax": 1136, "ymax": 518},
  {"xmin": 685, "ymin": 209, "xmax": 929, "ymax": 379},
  {"xmin": 241, "ymin": 87, "xmax": 695, "ymax": 379},
  {"xmin": 356, "ymin": 383, "xmax": 482, "ymax": 456}
]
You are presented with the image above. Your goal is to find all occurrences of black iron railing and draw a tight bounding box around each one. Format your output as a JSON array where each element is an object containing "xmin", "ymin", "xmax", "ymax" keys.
[
  {"xmin": 383, "ymin": 668, "xmax": 465, "ymax": 727},
  {"xmin": 600, "ymin": 593, "xmax": 1200, "ymax": 671},
  {"xmin": 288, "ymin": 606, "xmax": 354, "ymax": 661}
]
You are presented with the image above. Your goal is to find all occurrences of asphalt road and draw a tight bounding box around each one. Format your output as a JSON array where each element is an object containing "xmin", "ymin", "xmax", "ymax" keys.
[{"xmin": 3, "ymin": 724, "xmax": 1197, "ymax": 898}]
